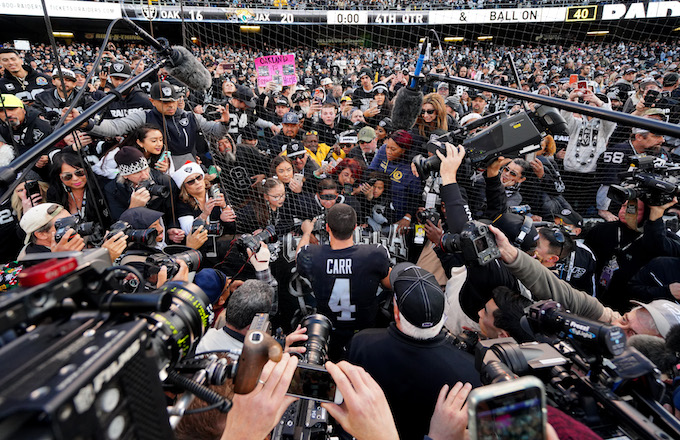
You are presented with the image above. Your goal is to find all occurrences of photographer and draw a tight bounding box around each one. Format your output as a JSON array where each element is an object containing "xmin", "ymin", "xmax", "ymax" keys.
[
  {"xmin": 19, "ymin": 203, "xmax": 126, "ymax": 261},
  {"xmin": 488, "ymin": 224, "xmax": 680, "ymax": 339},
  {"xmin": 104, "ymin": 146, "xmax": 175, "ymax": 222}
]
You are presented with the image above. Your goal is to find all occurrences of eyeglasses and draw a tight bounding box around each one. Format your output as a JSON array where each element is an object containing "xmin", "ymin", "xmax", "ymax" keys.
[
  {"xmin": 185, "ymin": 174, "xmax": 204, "ymax": 186},
  {"xmin": 421, "ymin": 109, "xmax": 436, "ymax": 115},
  {"xmin": 267, "ymin": 193, "xmax": 286, "ymax": 200},
  {"xmin": 60, "ymin": 169, "xmax": 86, "ymax": 181}
]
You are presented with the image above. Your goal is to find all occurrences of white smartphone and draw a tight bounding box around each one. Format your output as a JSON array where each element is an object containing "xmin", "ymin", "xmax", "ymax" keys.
[
  {"xmin": 286, "ymin": 362, "xmax": 343, "ymax": 404},
  {"xmin": 525, "ymin": 152, "xmax": 536, "ymax": 162},
  {"xmin": 468, "ymin": 376, "xmax": 547, "ymax": 440},
  {"xmin": 293, "ymin": 173, "xmax": 304, "ymax": 184}
]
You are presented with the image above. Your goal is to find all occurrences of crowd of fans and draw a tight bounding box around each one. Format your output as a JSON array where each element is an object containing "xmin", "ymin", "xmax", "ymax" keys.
[{"xmin": 1, "ymin": 34, "xmax": 680, "ymax": 439}]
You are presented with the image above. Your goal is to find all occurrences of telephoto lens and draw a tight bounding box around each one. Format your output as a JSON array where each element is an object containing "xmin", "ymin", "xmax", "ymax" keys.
[{"xmin": 300, "ymin": 314, "xmax": 333, "ymax": 365}]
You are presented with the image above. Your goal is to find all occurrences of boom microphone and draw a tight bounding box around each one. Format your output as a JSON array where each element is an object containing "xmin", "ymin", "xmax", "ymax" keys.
[
  {"xmin": 390, "ymin": 86, "xmax": 423, "ymax": 131},
  {"xmin": 165, "ymin": 45, "xmax": 213, "ymax": 92},
  {"xmin": 628, "ymin": 324, "xmax": 680, "ymax": 374}
]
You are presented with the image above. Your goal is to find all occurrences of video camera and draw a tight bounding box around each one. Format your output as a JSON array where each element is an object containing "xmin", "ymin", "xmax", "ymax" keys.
[
  {"xmin": 439, "ymin": 220, "xmax": 501, "ymax": 266},
  {"xmin": 0, "ymin": 249, "xmax": 214, "ymax": 439},
  {"xmin": 471, "ymin": 300, "xmax": 680, "ymax": 439},
  {"xmin": 412, "ymin": 105, "xmax": 567, "ymax": 175},
  {"xmin": 608, "ymin": 155, "xmax": 680, "ymax": 206},
  {"xmin": 54, "ymin": 214, "xmax": 104, "ymax": 245}
]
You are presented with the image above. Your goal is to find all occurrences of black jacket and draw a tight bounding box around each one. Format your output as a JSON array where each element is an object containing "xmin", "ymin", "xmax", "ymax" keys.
[
  {"xmin": 34, "ymin": 88, "xmax": 95, "ymax": 125},
  {"xmin": 629, "ymin": 256, "xmax": 680, "ymax": 303},
  {"xmin": 0, "ymin": 65, "xmax": 52, "ymax": 102},
  {"xmin": 347, "ymin": 324, "xmax": 481, "ymax": 440},
  {"xmin": 0, "ymin": 108, "xmax": 52, "ymax": 156},
  {"xmin": 99, "ymin": 86, "xmax": 153, "ymax": 120}
]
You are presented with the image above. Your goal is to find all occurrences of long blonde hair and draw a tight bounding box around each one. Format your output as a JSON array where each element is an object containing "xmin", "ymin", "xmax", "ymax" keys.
[
  {"xmin": 11, "ymin": 181, "xmax": 50, "ymax": 220},
  {"xmin": 417, "ymin": 93, "xmax": 448, "ymax": 137}
]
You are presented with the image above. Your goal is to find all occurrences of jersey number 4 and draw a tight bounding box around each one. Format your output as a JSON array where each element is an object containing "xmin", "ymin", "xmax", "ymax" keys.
[{"xmin": 328, "ymin": 279, "xmax": 356, "ymax": 321}]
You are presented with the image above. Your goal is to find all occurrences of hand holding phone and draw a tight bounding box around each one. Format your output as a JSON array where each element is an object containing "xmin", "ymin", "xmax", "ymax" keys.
[
  {"xmin": 468, "ymin": 376, "xmax": 547, "ymax": 440},
  {"xmin": 286, "ymin": 362, "xmax": 342, "ymax": 404}
]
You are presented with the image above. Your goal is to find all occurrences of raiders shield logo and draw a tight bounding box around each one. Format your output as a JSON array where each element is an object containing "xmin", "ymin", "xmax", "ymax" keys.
[
  {"xmin": 36, "ymin": 77, "xmax": 48, "ymax": 86},
  {"xmin": 179, "ymin": 117, "xmax": 189, "ymax": 127},
  {"xmin": 4, "ymin": 84, "xmax": 14, "ymax": 91},
  {"xmin": 112, "ymin": 63, "xmax": 124, "ymax": 73},
  {"xmin": 141, "ymin": 5, "xmax": 157, "ymax": 20},
  {"xmin": 33, "ymin": 130, "xmax": 44, "ymax": 143},
  {"xmin": 162, "ymin": 87, "xmax": 172, "ymax": 97}
]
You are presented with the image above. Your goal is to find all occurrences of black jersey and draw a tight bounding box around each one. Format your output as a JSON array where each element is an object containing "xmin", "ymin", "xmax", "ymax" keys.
[{"xmin": 296, "ymin": 243, "xmax": 390, "ymax": 330}]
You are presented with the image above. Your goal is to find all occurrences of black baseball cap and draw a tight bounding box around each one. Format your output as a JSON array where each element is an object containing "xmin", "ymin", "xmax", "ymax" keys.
[
  {"xmin": 150, "ymin": 81, "xmax": 179, "ymax": 101},
  {"xmin": 232, "ymin": 84, "xmax": 256, "ymax": 108},
  {"xmin": 492, "ymin": 212, "xmax": 539, "ymax": 253},
  {"xmin": 390, "ymin": 263, "xmax": 445, "ymax": 329},
  {"xmin": 109, "ymin": 61, "xmax": 132, "ymax": 79}
]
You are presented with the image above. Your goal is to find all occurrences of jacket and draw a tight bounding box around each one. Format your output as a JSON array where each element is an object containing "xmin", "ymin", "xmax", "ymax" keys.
[
  {"xmin": 0, "ymin": 65, "xmax": 52, "ymax": 102},
  {"xmin": 99, "ymin": 86, "xmax": 153, "ymax": 120}
]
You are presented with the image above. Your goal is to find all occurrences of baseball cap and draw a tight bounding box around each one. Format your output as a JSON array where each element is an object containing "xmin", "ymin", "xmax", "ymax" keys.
[
  {"xmin": 624, "ymin": 67, "xmax": 637, "ymax": 75},
  {"xmin": 437, "ymin": 82, "xmax": 449, "ymax": 90},
  {"xmin": 0, "ymin": 94, "xmax": 24, "ymax": 109},
  {"xmin": 20, "ymin": 203, "xmax": 63, "ymax": 244},
  {"xmin": 492, "ymin": 212, "xmax": 539, "ymax": 253},
  {"xmin": 378, "ymin": 117, "xmax": 393, "ymax": 131},
  {"xmin": 52, "ymin": 68, "xmax": 76, "ymax": 80},
  {"xmin": 630, "ymin": 300, "xmax": 680, "ymax": 338},
  {"xmin": 282, "ymin": 111, "xmax": 300, "ymax": 124},
  {"xmin": 285, "ymin": 142, "xmax": 306, "ymax": 158},
  {"xmin": 275, "ymin": 98, "xmax": 290, "ymax": 107},
  {"xmin": 150, "ymin": 81, "xmax": 179, "ymax": 101},
  {"xmin": 320, "ymin": 77, "xmax": 333, "ymax": 86},
  {"xmin": 358, "ymin": 126, "xmax": 376, "ymax": 143},
  {"xmin": 553, "ymin": 208, "xmax": 583, "ymax": 228},
  {"xmin": 389, "ymin": 262, "xmax": 445, "ymax": 328},
  {"xmin": 241, "ymin": 125, "xmax": 258, "ymax": 141},
  {"xmin": 445, "ymin": 96, "xmax": 459, "ymax": 109},
  {"xmin": 194, "ymin": 268, "xmax": 228, "ymax": 304},
  {"xmin": 340, "ymin": 95, "xmax": 353, "ymax": 103},
  {"xmin": 663, "ymin": 72, "xmax": 679, "ymax": 87},
  {"xmin": 109, "ymin": 61, "xmax": 132, "ymax": 78},
  {"xmin": 232, "ymin": 85, "xmax": 256, "ymax": 108}
]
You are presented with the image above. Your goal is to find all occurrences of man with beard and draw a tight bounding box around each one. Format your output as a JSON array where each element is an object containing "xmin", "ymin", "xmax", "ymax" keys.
[
  {"xmin": 34, "ymin": 68, "xmax": 95, "ymax": 126},
  {"xmin": 270, "ymin": 111, "xmax": 303, "ymax": 156}
]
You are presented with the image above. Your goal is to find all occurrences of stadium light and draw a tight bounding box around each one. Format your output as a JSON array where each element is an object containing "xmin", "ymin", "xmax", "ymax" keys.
[
  {"xmin": 190, "ymin": 36, "xmax": 198, "ymax": 43},
  {"xmin": 445, "ymin": 37, "xmax": 465, "ymax": 42},
  {"xmin": 587, "ymin": 31, "xmax": 609, "ymax": 36},
  {"xmin": 52, "ymin": 32, "xmax": 74, "ymax": 38},
  {"xmin": 240, "ymin": 26, "xmax": 261, "ymax": 33},
  {"xmin": 477, "ymin": 36, "xmax": 493, "ymax": 41}
]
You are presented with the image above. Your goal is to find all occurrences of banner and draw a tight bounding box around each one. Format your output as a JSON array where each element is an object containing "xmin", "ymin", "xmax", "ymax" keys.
[
  {"xmin": 0, "ymin": 0, "xmax": 121, "ymax": 19},
  {"xmin": 254, "ymin": 54, "xmax": 297, "ymax": 89}
]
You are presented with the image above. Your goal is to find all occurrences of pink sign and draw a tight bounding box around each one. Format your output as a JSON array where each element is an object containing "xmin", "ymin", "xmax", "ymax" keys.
[{"xmin": 254, "ymin": 54, "xmax": 297, "ymax": 88}]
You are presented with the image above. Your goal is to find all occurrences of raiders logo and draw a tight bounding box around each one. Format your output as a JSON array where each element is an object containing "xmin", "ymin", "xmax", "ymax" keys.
[
  {"xmin": 4, "ymin": 84, "xmax": 14, "ymax": 91},
  {"xmin": 33, "ymin": 130, "xmax": 44, "ymax": 143},
  {"xmin": 141, "ymin": 5, "xmax": 157, "ymax": 20},
  {"xmin": 112, "ymin": 63, "xmax": 124, "ymax": 72},
  {"xmin": 162, "ymin": 87, "xmax": 172, "ymax": 97},
  {"xmin": 179, "ymin": 117, "xmax": 189, "ymax": 127},
  {"xmin": 229, "ymin": 166, "xmax": 251, "ymax": 190},
  {"xmin": 36, "ymin": 77, "xmax": 48, "ymax": 86}
]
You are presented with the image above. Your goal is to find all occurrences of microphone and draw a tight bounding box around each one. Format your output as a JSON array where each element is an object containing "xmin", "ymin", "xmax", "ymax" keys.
[
  {"xmin": 390, "ymin": 39, "xmax": 427, "ymax": 131},
  {"xmin": 165, "ymin": 45, "xmax": 212, "ymax": 92},
  {"xmin": 123, "ymin": 19, "xmax": 212, "ymax": 91},
  {"xmin": 628, "ymin": 324, "xmax": 680, "ymax": 374}
]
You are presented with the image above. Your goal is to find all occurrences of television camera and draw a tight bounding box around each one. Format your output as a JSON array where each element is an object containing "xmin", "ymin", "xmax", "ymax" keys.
[
  {"xmin": 608, "ymin": 155, "xmax": 680, "ymax": 206},
  {"xmin": 472, "ymin": 300, "xmax": 680, "ymax": 439},
  {"xmin": 412, "ymin": 105, "xmax": 567, "ymax": 175}
]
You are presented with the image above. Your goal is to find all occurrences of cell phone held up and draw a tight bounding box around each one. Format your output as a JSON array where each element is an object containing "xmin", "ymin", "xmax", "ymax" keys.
[
  {"xmin": 24, "ymin": 180, "xmax": 41, "ymax": 203},
  {"xmin": 286, "ymin": 362, "xmax": 343, "ymax": 404},
  {"xmin": 468, "ymin": 376, "xmax": 547, "ymax": 440}
]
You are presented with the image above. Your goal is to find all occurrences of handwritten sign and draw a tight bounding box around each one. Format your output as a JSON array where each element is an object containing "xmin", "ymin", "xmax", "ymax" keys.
[{"xmin": 254, "ymin": 54, "xmax": 297, "ymax": 88}]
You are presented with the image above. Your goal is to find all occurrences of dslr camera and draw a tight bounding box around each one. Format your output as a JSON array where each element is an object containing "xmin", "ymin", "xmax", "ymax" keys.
[
  {"xmin": 192, "ymin": 218, "xmax": 223, "ymax": 236},
  {"xmin": 439, "ymin": 220, "xmax": 501, "ymax": 266},
  {"xmin": 608, "ymin": 155, "xmax": 680, "ymax": 206},
  {"xmin": 144, "ymin": 249, "xmax": 202, "ymax": 281},
  {"xmin": 138, "ymin": 179, "xmax": 170, "ymax": 198},
  {"xmin": 54, "ymin": 215, "xmax": 104, "ymax": 244},
  {"xmin": 416, "ymin": 208, "xmax": 440, "ymax": 225},
  {"xmin": 106, "ymin": 220, "xmax": 159, "ymax": 246},
  {"xmin": 236, "ymin": 225, "xmax": 277, "ymax": 256}
]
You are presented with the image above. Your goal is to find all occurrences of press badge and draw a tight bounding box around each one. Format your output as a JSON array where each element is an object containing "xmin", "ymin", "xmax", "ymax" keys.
[
  {"xmin": 414, "ymin": 224, "xmax": 426, "ymax": 245},
  {"xmin": 599, "ymin": 256, "xmax": 619, "ymax": 288}
]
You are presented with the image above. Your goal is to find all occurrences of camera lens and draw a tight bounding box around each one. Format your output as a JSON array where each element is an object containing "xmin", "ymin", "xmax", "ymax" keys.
[
  {"xmin": 146, "ymin": 281, "xmax": 213, "ymax": 365},
  {"xmin": 170, "ymin": 249, "xmax": 202, "ymax": 272},
  {"xmin": 300, "ymin": 314, "xmax": 333, "ymax": 365},
  {"xmin": 128, "ymin": 228, "xmax": 158, "ymax": 246}
]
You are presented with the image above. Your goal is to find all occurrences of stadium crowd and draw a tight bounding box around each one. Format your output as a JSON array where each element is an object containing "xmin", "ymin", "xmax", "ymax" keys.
[{"xmin": 1, "ymin": 35, "xmax": 680, "ymax": 439}]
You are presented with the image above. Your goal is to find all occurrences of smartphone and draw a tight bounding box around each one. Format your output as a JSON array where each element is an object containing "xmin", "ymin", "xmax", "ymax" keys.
[
  {"xmin": 525, "ymin": 152, "xmax": 536, "ymax": 162},
  {"xmin": 286, "ymin": 362, "xmax": 343, "ymax": 404},
  {"xmin": 577, "ymin": 80, "xmax": 588, "ymax": 90},
  {"xmin": 221, "ymin": 62, "xmax": 235, "ymax": 70},
  {"xmin": 293, "ymin": 173, "xmax": 304, "ymax": 184},
  {"xmin": 24, "ymin": 180, "xmax": 41, "ymax": 199},
  {"xmin": 569, "ymin": 74, "xmax": 578, "ymax": 85},
  {"xmin": 468, "ymin": 376, "xmax": 547, "ymax": 440}
]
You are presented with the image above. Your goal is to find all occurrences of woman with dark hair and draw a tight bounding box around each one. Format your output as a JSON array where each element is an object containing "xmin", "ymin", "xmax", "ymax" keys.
[
  {"xmin": 271, "ymin": 155, "xmax": 304, "ymax": 195},
  {"xmin": 332, "ymin": 158, "xmax": 364, "ymax": 197},
  {"xmin": 369, "ymin": 129, "xmax": 422, "ymax": 233},
  {"xmin": 46, "ymin": 151, "xmax": 113, "ymax": 228},
  {"xmin": 236, "ymin": 178, "xmax": 295, "ymax": 237},
  {"xmin": 364, "ymin": 82, "xmax": 393, "ymax": 127},
  {"xmin": 414, "ymin": 93, "xmax": 448, "ymax": 141}
]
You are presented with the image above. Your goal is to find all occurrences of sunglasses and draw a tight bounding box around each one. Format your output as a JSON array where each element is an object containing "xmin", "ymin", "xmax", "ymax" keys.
[
  {"xmin": 305, "ymin": 130, "xmax": 319, "ymax": 136},
  {"xmin": 185, "ymin": 174, "xmax": 204, "ymax": 186},
  {"xmin": 501, "ymin": 167, "xmax": 520, "ymax": 178},
  {"xmin": 60, "ymin": 169, "xmax": 86, "ymax": 181},
  {"xmin": 421, "ymin": 109, "xmax": 436, "ymax": 115},
  {"xmin": 319, "ymin": 194, "xmax": 338, "ymax": 201}
]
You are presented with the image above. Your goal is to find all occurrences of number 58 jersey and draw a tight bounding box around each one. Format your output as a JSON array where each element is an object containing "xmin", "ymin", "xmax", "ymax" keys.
[{"xmin": 296, "ymin": 244, "xmax": 391, "ymax": 331}]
